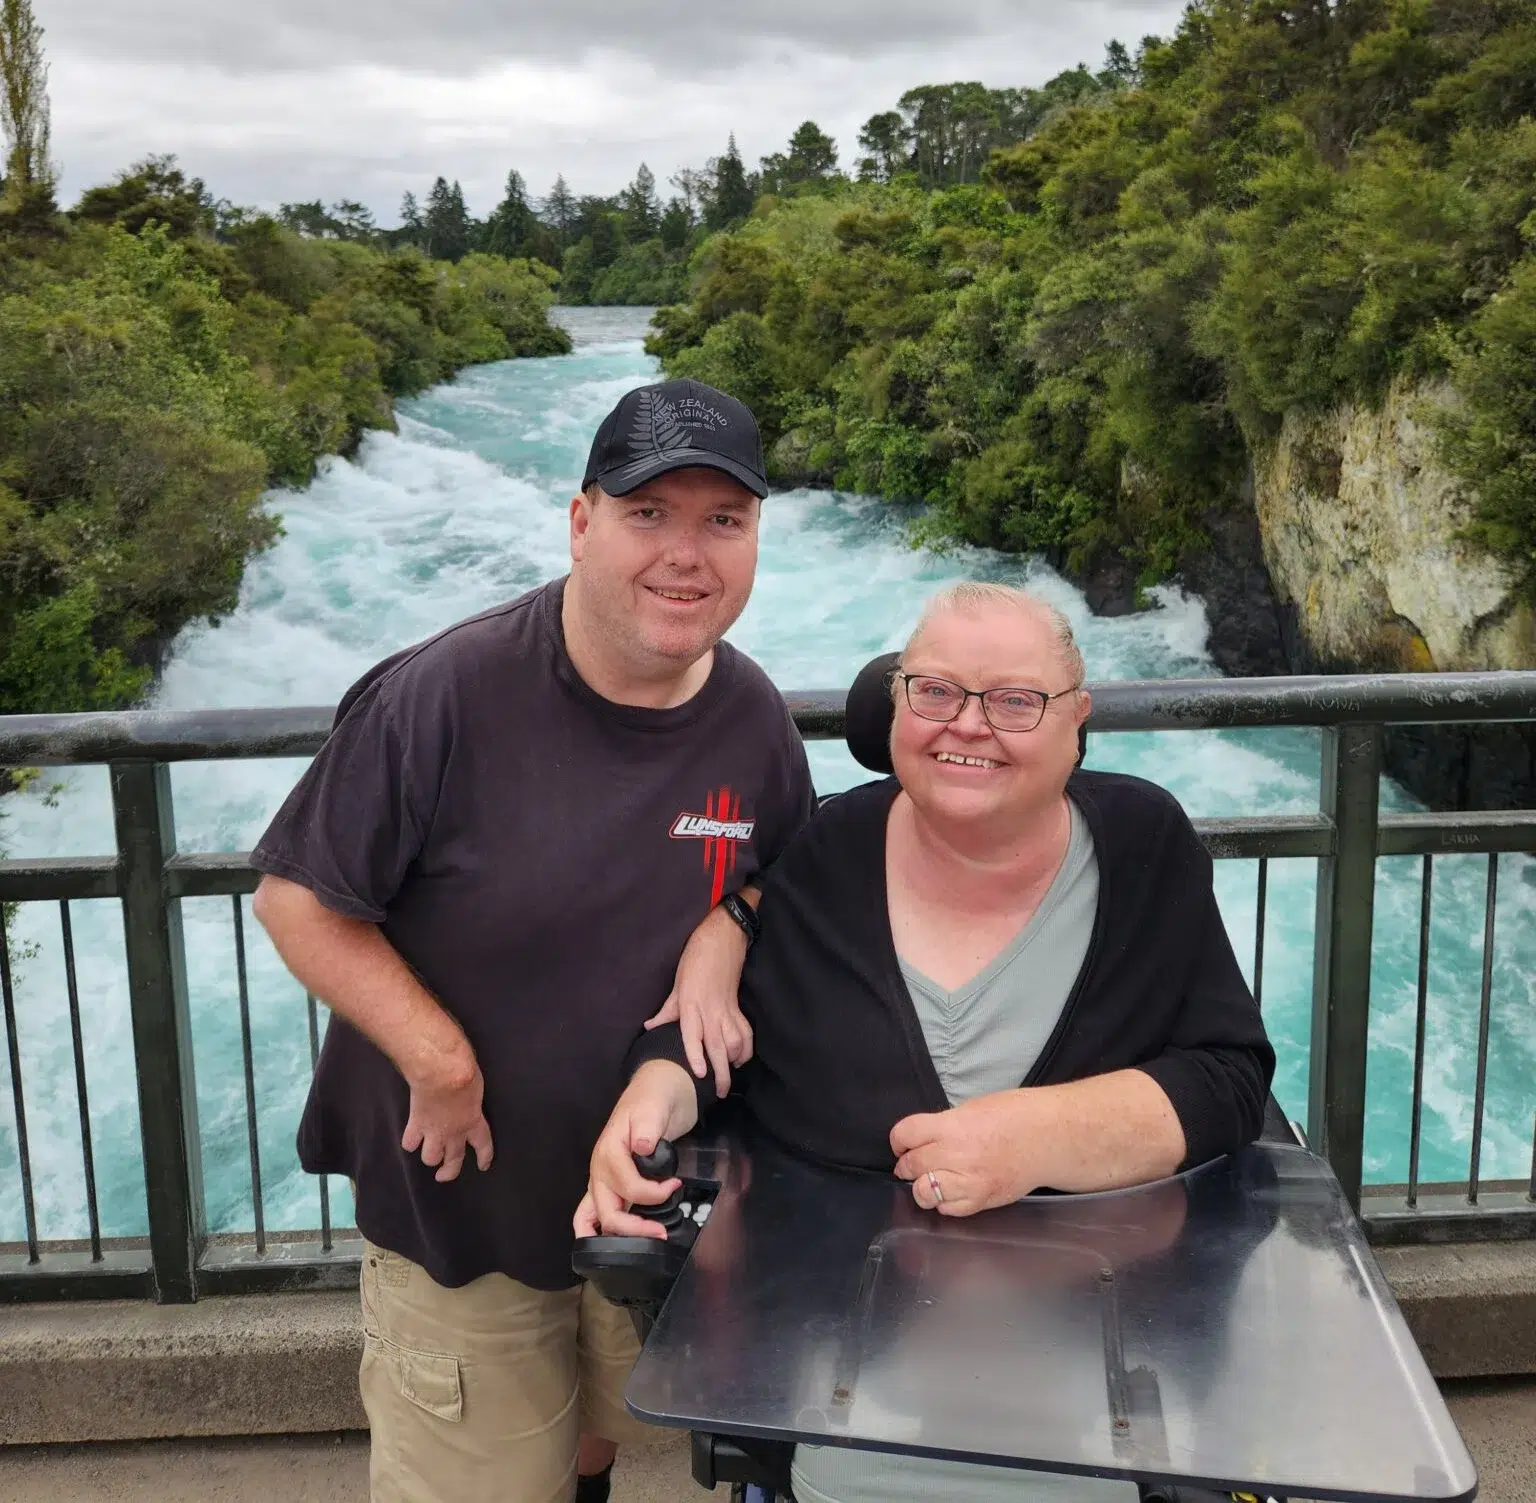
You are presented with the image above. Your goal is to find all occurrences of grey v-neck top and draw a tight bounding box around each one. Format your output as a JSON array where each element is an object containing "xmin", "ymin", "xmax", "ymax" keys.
[
  {"xmin": 902, "ymin": 796, "xmax": 1099, "ymax": 1108},
  {"xmin": 794, "ymin": 798, "xmax": 1133, "ymax": 1503}
]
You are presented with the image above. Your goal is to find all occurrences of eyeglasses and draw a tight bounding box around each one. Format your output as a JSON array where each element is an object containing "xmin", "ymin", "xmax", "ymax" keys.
[{"xmin": 895, "ymin": 672, "xmax": 1079, "ymax": 733}]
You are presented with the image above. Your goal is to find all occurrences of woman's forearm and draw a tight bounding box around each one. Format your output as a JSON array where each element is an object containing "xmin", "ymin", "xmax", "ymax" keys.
[{"xmin": 1025, "ymin": 1069, "xmax": 1187, "ymax": 1191}]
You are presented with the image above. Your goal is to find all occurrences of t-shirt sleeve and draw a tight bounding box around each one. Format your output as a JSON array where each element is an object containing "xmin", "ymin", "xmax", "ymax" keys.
[
  {"xmin": 250, "ymin": 677, "xmax": 437, "ymax": 923},
  {"xmin": 755, "ymin": 699, "xmax": 817, "ymax": 871}
]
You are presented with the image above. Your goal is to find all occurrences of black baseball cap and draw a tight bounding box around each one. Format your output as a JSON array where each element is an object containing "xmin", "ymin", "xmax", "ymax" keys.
[{"xmin": 582, "ymin": 378, "xmax": 768, "ymax": 499}]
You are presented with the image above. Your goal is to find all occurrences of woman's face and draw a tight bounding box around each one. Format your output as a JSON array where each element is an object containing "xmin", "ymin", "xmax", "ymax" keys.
[{"xmin": 890, "ymin": 602, "xmax": 1090, "ymax": 830}]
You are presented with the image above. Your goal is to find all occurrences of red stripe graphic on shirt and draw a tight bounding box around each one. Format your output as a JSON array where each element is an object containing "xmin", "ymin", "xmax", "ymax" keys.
[{"xmin": 669, "ymin": 786, "xmax": 756, "ymax": 908}]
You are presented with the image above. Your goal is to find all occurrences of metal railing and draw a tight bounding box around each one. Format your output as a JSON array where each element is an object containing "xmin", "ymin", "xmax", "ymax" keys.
[{"xmin": 2, "ymin": 670, "xmax": 1535, "ymax": 1304}]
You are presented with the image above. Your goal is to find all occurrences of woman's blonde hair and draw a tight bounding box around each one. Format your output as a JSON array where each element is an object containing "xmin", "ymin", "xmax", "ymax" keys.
[{"xmin": 900, "ymin": 582, "xmax": 1086, "ymax": 686}]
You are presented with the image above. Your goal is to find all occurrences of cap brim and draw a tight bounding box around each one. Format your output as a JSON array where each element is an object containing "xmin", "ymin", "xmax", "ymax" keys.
[{"xmin": 594, "ymin": 448, "xmax": 769, "ymax": 500}]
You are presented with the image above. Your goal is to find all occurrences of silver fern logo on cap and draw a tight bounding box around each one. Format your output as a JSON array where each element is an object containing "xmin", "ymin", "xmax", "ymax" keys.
[{"xmin": 628, "ymin": 390, "xmax": 692, "ymax": 459}]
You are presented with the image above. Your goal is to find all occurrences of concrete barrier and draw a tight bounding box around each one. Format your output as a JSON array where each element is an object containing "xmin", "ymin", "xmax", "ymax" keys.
[{"xmin": 2, "ymin": 1242, "xmax": 1533, "ymax": 1445}]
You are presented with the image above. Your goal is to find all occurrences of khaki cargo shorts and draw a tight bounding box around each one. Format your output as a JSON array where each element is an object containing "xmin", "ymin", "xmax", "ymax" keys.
[{"xmin": 359, "ymin": 1239, "xmax": 658, "ymax": 1503}]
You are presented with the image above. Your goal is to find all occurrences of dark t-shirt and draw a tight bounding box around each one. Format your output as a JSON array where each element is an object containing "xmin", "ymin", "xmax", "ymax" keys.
[{"xmin": 252, "ymin": 577, "xmax": 815, "ymax": 1290}]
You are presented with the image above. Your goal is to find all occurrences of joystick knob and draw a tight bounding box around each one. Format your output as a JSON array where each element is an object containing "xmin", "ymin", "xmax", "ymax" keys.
[
  {"xmin": 634, "ymin": 1141, "xmax": 678, "ymax": 1182},
  {"xmin": 633, "ymin": 1140, "xmax": 684, "ymax": 1230}
]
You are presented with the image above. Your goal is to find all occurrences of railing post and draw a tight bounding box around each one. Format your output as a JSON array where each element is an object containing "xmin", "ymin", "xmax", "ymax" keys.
[
  {"xmin": 1307, "ymin": 723, "xmax": 1382, "ymax": 1211},
  {"xmin": 112, "ymin": 761, "xmax": 205, "ymax": 1302}
]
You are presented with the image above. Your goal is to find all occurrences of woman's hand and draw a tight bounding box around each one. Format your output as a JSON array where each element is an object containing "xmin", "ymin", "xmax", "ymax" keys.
[
  {"xmin": 890, "ymin": 1091, "xmax": 1047, "ymax": 1216},
  {"xmin": 574, "ymin": 1060, "xmax": 701, "ymax": 1240},
  {"xmin": 891, "ymin": 1071, "xmax": 1187, "ymax": 1215}
]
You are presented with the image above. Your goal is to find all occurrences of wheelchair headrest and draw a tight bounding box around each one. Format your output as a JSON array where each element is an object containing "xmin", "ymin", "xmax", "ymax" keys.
[
  {"xmin": 846, "ymin": 652, "xmax": 901, "ymax": 774},
  {"xmin": 844, "ymin": 651, "xmax": 1088, "ymax": 774}
]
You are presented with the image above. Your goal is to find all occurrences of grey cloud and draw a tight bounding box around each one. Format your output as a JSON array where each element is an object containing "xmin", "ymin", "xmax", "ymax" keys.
[
  {"xmin": 45, "ymin": 0, "xmax": 1181, "ymax": 76},
  {"xmin": 46, "ymin": 0, "xmax": 1188, "ymax": 213}
]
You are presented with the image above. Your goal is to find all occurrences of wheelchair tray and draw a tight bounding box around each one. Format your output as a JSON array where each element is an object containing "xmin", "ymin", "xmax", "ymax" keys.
[{"xmin": 624, "ymin": 1130, "xmax": 1476, "ymax": 1503}]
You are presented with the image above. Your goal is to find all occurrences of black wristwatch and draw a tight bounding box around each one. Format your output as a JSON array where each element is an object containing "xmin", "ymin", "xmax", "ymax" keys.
[{"xmin": 719, "ymin": 889, "xmax": 761, "ymax": 948}]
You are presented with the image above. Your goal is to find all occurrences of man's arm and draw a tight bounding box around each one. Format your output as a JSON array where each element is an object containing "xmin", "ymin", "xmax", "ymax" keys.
[{"xmin": 252, "ymin": 874, "xmax": 493, "ymax": 1181}]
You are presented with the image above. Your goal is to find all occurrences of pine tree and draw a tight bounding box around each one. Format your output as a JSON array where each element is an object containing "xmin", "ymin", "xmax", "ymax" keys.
[
  {"xmin": 540, "ymin": 174, "xmax": 577, "ymax": 247},
  {"xmin": 483, "ymin": 168, "xmax": 536, "ymax": 257},
  {"xmin": 620, "ymin": 162, "xmax": 661, "ymax": 241},
  {"xmin": 705, "ymin": 134, "xmax": 754, "ymax": 230},
  {"xmin": 423, "ymin": 175, "xmax": 470, "ymax": 262},
  {"xmin": 0, "ymin": 0, "xmax": 57, "ymax": 218},
  {"xmin": 399, "ymin": 190, "xmax": 423, "ymax": 245},
  {"xmin": 1099, "ymin": 39, "xmax": 1138, "ymax": 89}
]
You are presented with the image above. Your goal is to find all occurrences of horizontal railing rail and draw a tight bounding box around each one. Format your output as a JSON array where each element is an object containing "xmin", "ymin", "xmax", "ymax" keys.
[
  {"xmin": 3, "ymin": 671, "xmax": 1536, "ymax": 766},
  {"xmin": 2, "ymin": 673, "xmax": 1534, "ymax": 1303}
]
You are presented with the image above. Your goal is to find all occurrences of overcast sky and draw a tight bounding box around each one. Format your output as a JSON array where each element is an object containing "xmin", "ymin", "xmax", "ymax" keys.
[{"xmin": 43, "ymin": 0, "xmax": 1188, "ymax": 224}]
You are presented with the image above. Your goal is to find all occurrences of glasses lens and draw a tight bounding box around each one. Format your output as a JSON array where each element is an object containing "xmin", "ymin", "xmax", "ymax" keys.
[
  {"xmin": 905, "ymin": 676, "xmax": 965, "ymax": 721},
  {"xmin": 982, "ymin": 689, "xmax": 1048, "ymax": 731}
]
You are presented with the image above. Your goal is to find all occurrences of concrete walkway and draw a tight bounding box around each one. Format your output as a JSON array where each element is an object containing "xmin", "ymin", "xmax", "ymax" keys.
[{"xmin": 1, "ymin": 1380, "xmax": 1531, "ymax": 1503}]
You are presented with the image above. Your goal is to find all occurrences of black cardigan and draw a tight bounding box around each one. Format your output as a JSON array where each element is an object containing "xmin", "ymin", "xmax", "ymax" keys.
[{"xmin": 632, "ymin": 771, "xmax": 1276, "ymax": 1176}]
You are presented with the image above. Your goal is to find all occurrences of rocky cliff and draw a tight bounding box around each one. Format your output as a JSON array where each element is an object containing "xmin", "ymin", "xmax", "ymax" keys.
[{"xmin": 1251, "ymin": 379, "xmax": 1535, "ymax": 809}]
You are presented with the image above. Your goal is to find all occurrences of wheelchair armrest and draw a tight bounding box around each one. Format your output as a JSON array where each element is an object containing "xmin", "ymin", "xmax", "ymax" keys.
[
  {"xmin": 1258, "ymin": 1092, "xmax": 1303, "ymax": 1147},
  {"xmin": 690, "ymin": 1432, "xmax": 795, "ymax": 1493}
]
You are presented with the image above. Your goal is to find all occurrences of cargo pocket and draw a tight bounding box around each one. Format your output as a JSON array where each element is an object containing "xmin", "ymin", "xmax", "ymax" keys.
[{"xmin": 363, "ymin": 1332, "xmax": 464, "ymax": 1424}]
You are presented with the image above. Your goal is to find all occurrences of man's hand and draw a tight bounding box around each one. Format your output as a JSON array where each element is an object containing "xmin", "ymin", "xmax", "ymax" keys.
[
  {"xmin": 644, "ymin": 895, "xmax": 754, "ymax": 1098},
  {"xmin": 574, "ymin": 1061, "xmax": 700, "ymax": 1240},
  {"xmin": 890, "ymin": 1092, "xmax": 1045, "ymax": 1217},
  {"xmin": 401, "ymin": 1050, "xmax": 494, "ymax": 1183}
]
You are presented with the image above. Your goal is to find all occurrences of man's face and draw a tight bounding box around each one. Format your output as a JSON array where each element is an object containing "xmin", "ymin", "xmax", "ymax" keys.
[{"xmin": 569, "ymin": 468, "xmax": 760, "ymax": 674}]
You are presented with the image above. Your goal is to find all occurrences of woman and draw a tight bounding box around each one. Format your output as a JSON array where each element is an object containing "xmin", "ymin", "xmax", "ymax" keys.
[{"xmin": 577, "ymin": 581, "xmax": 1275, "ymax": 1501}]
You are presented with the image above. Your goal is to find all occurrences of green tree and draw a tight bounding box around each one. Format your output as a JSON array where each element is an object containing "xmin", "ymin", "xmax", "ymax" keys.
[
  {"xmin": 658, "ymin": 195, "xmax": 694, "ymax": 251},
  {"xmin": 423, "ymin": 177, "xmax": 471, "ymax": 262},
  {"xmin": 279, "ymin": 199, "xmax": 345, "ymax": 238},
  {"xmin": 482, "ymin": 169, "xmax": 537, "ymax": 257},
  {"xmin": 620, "ymin": 162, "xmax": 661, "ymax": 241},
  {"xmin": 331, "ymin": 199, "xmax": 376, "ymax": 242},
  {"xmin": 540, "ymin": 174, "xmax": 578, "ymax": 247},
  {"xmin": 648, "ymin": 2, "xmax": 1536, "ymax": 589},
  {"xmin": 704, "ymin": 135, "xmax": 755, "ymax": 229},
  {"xmin": 399, "ymin": 191, "xmax": 424, "ymax": 245},
  {"xmin": 857, "ymin": 111, "xmax": 911, "ymax": 181},
  {"xmin": 73, "ymin": 156, "xmax": 213, "ymax": 237},
  {"xmin": 0, "ymin": 0, "xmax": 55, "ymax": 219},
  {"xmin": 1098, "ymin": 39, "xmax": 1138, "ymax": 89},
  {"xmin": 761, "ymin": 121, "xmax": 839, "ymax": 194}
]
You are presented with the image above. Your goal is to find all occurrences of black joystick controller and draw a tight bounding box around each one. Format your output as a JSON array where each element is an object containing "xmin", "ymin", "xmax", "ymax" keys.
[
  {"xmin": 634, "ymin": 1141, "xmax": 685, "ymax": 1231},
  {"xmin": 571, "ymin": 1136, "xmax": 719, "ymax": 1320}
]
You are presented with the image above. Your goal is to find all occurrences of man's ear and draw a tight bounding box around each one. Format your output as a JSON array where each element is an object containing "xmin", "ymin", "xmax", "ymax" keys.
[{"xmin": 569, "ymin": 492, "xmax": 592, "ymax": 562}]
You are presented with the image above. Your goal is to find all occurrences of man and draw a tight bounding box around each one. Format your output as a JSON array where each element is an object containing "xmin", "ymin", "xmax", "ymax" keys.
[{"xmin": 251, "ymin": 378, "xmax": 815, "ymax": 1503}]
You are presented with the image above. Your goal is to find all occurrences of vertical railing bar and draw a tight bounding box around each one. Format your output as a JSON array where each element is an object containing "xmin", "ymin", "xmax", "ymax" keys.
[
  {"xmin": 1467, "ymin": 853, "xmax": 1498, "ymax": 1204},
  {"xmin": 232, "ymin": 895, "xmax": 265, "ymax": 1255},
  {"xmin": 1307, "ymin": 723, "xmax": 1381, "ymax": 1212},
  {"xmin": 306, "ymin": 992, "xmax": 332, "ymax": 1252},
  {"xmin": 1252, "ymin": 858, "xmax": 1269, "ymax": 1009},
  {"xmin": 112, "ymin": 760, "xmax": 205, "ymax": 1303},
  {"xmin": 60, "ymin": 901, "xmax": 103, "ymax": 1261},
  {"xmin": 1407, "ymin": 855, "xmax": 1433, "ymax": 1209},
  {"xmin": 0, "ymin": 910, "xmax": 40, "ymax": 1262}
]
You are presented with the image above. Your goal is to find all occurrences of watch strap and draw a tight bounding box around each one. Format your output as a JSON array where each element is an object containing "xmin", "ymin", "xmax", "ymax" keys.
[{"xmin": 720, "ymin": 889, "xmax": 761, "ymax": 947}]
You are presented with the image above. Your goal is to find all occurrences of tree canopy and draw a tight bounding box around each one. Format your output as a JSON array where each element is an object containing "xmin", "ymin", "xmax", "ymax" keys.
[
  {"xmin": 645, "ymin": 3, "xmax": 1536, "ymax": 597},
  {"xmin": 1, "ymin": 149, "xmax": 568, "ymax": 716}
]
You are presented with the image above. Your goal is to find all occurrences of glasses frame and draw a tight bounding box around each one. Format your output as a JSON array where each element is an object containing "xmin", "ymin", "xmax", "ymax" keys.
[{"xmin": 894, "ymin": 671, "xmax": 1080, "ymax": 734}]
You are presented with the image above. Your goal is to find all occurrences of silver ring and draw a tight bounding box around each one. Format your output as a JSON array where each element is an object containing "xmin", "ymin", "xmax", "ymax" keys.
[{"xmin": 928, "ymin": 1171, "xmax": 943, "ymax": 1204}]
